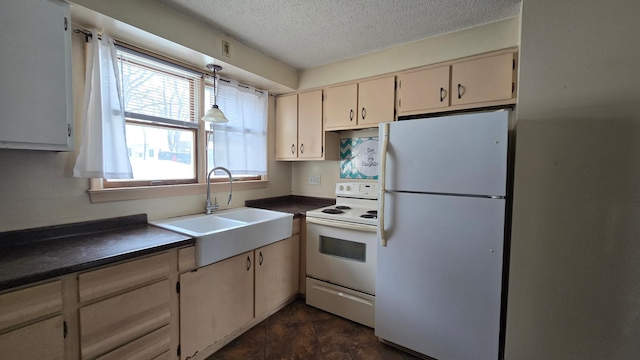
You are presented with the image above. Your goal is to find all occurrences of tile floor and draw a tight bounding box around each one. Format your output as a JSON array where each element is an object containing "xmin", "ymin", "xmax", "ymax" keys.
[{"xmin": 207, "ymin": 297, "xmax": 422, "ymax": 360}]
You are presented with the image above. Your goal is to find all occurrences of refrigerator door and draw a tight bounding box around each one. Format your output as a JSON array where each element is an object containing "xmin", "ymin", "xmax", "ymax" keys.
[
  {"xmin": 376, "ymin": 192, "xmax": 505, "ymax": 360},
  {"xmin": 381, "ymin": 111, "xmax": 508, "ymax": 197}
]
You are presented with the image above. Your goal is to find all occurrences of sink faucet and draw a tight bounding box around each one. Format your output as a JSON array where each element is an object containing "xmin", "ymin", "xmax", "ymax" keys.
[{"xmin": 205, "ymin": 166, "xmax": 233, "ymax": 214}]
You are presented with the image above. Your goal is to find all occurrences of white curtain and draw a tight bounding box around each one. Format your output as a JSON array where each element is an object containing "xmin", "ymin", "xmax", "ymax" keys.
[
  {"xmin": 73, "ymin": 29, "xmax": 132, "ymax": 179},
  {"xmin": 212, "ymin": 78, "xmax": 268, "ymax": 175}
]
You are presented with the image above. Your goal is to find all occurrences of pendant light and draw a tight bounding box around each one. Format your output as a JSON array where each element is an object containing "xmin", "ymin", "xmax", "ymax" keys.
[{"xmin": 201, "ymin": 64, "xmax": 228, "ymax": 123}]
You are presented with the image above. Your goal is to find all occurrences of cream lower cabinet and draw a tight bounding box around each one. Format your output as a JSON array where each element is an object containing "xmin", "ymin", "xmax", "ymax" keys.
[
  {"xmin": 77, "ymin": 252, "xmax": 173, "ymax": 360},
  {"xmin": 0, "ymin": 315, "xmax": 65, "ymax": 360},
  {"xmin": 179, "ymin": 252, "xmax": 254, "ymax": 360},
  {"xmin": 255, "ymin": 234, "xmax": 300, "ymax": 317},
  {"xmin": 0, "ymin": 280, "xmax": 64, "ymax": 360}
]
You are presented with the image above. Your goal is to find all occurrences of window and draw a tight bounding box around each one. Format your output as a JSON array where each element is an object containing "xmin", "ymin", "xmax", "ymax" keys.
[
  {"xmin": 104, "ymin": 48, "xmax": 201, "ymax": 187},
  {"xmin": 204, "ymin": 77, "xmax": 268, "ymax": 181},
  {"xmin": 93, "ymin": 44, "xmax": 268, "ymax": 196}
]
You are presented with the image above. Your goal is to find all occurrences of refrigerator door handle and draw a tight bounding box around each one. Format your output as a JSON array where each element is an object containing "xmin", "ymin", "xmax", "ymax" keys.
[{"xmin": 379, "ymin": 122, "xmax": 389, "ymax": 246}]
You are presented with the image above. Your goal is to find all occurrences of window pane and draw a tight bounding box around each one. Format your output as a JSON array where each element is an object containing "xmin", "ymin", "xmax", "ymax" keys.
[
  {"xmin": 120, "ymin": 57, "xmax": 195, "ymax": 123},
  {"xmin": 125, "ymin": 123, "xmax": 195, "ymax": 180}
]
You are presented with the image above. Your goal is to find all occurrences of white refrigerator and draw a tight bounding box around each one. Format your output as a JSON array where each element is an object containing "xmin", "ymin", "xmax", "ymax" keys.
[{"xmin": 376, "ymin": 111, "xmax": 509, "ymax": 360}]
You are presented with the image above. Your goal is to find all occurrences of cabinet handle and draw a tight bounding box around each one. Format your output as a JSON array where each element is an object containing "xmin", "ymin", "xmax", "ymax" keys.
[
  {"xmin": 361, "ymin": 107, "xmax": 366, "ymax": 120},
  {"xmin": 300, "ymin": 143, "xmax": 304, "ymax": 154},
  {"xmin": 259, "ymin": 252, "xmax": 263, "ymax": 266},
  {"xmin": 457, "ymin": 84, "xmax": 462, "ymax": 99},
  {"xmin": 291, "ymin": 144, "xmax": 295, "ymax": 154},
  {"xmin": 247, "ymin": 256, "xmax": 252, "ymax": 271},
  {"xmin": 349, "ymin": 109, "xmax": 354, "ymax": 121},
  {"xmin": 440, "ymin": 87, "xmax": 445, "ymax": 102},
  {"xmin": 512, "ymin": 82, "xmax": 515, "ymax": 93}
]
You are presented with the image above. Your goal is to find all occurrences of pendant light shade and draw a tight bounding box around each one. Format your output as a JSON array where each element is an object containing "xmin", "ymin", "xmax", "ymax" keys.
[{"xmin": 201, "ymin": 64, "xmax": 228, "ymax": 123}]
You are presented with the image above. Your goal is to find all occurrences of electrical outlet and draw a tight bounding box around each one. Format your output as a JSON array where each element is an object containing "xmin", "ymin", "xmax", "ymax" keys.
[{"xmin": 309, "ymin": 174, "xmax": 321, "ymax": 185}]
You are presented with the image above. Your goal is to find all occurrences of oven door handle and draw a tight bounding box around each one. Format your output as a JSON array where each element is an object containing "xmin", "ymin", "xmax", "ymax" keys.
[
  {"xmin": 306, "ymin": 217, "xmax": 377, "ymax": 233},
  {"xmin": 379, "ymin": 122, "xmax": 389, "ymax": 246}
]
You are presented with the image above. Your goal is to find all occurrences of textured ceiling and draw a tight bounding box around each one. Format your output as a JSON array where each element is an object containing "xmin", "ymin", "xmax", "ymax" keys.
[{"xmin": 157, "ymin": 0, "xmax": 521, "ymax": 70}]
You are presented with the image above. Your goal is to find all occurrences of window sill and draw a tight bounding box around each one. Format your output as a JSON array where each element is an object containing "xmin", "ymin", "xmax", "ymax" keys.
[{"xmin": 88, "ymin": 180, "xmax": 269, "ymax": 203}]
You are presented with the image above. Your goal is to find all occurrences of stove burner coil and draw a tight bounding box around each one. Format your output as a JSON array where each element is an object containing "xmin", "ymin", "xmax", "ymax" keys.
[
  {"xmin": 366, "ymin": 210, "xmax": 377, "ymax": 215},
  {"xmin": 322, "ymin": 208, "xmax": 344, "ymax": 214},
  {"xmin": 335, "ymin": 206, "xmax": 352, "ymax": 210},
  {"xmin": 360, "ymin": 214, "xmax": 377, "ymax": 219}
]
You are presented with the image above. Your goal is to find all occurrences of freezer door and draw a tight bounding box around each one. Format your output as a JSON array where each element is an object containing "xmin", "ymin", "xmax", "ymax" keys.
[
  {"xmin": 376, "ymin": 192, "xmax": 505, "ymax": 360},
  {"xmin": 380, "ymin": 111, "xmax": 508, "ymax": 196}
]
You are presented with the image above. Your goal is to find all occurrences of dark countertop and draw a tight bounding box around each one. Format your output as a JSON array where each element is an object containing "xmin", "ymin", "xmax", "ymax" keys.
[
  {"xmin": 245, "ymin": 195, "xmax": 335, "ymax": 217},
  {"xmin": 0, "ymin": 214, "xmax": 193, "ymax": 292}
]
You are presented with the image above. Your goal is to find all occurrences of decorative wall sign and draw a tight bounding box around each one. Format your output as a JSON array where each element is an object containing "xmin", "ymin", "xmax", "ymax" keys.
[{"xmin": 340, "ymin": 137, "xmax": 379, "ymax": 179}]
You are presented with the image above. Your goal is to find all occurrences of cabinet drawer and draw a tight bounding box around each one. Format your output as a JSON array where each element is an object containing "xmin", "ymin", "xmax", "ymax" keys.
[
  {"xmin": 0, "ymin": 280, "xmax": 62, "ymax": 329},
  {"xmin": 0, "ymin": 315, "xmax": 64, "ymax": 360},
  {"xmin": 95, "ymin": 324, "xmax": 171, "ymax": 360},
  {"xmin": 178, "ymin": 246, "xmax": 196, "ymax": 272},
  {"xmin": 152, "ymin": 350, "xmax": 172, "ymax": 360},
  {"xmin": 79, "ymin": 280, "xmax": 171, "ymax": 360},
  {"xmin": 79, "ymin": 252, "xmax": 170, "ymax": 302}
]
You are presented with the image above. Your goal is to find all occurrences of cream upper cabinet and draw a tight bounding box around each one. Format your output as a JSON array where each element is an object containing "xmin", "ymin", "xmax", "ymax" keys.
[
  {"xmin": 325, "ymin": 76, "xmax": 395, "ymax": 130},
  {"xmin": 275, "ymin": 94, "xmax": 298, "ymax": 160},
  {"xmin": 298, "ymin": 90, "xmax": 324, "ymax": 159},
  {"xmin": 276, "ymin": 90, "xmax": 339, "ymax": 161},
  {"xmin": 255, "ymin": 234, "xmax": 300, "ymax": 317},
  {"xmin": 325, "ymin": 83, "xmax": 358, "ymax": 129},
  {"xmin": 179, "ymin": 252, "xmax": 254, "ymax": 360},
  {"xmin": 357, "ymin": 76, "xmax": 396, "ymax": 126},
  {"xmin": 397, "ymin": 66, "xmax": 451, "ymax": 115},
  {"xmin": 451, "ymin": 52, "xmax": 517, "ymax": 106},
  {"xmin": 0, "ymin": 0, "xmax": 73, "ymax": 151}
]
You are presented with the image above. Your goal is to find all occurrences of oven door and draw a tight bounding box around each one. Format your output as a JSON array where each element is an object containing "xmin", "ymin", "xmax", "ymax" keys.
[{"xmin": 306, "ymin": 217, "xmax": 376, "ymax": 295}]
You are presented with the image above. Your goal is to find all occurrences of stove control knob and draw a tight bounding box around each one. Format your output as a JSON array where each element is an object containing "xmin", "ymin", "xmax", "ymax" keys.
[
  {"xmin": 346, "ymin": 186, "xmax": 352, "ymax": 191},
  {"xmin": 339, "ymin": 185, "xmax": 344, "ymax": 191}
]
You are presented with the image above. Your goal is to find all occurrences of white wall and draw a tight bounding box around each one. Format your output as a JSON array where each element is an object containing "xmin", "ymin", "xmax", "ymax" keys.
[
  {"xmin": 0, "ymin": 35, "xmax": 292, "ymax": 232},
  {"xmin": 506, "ymin": 0, "xmax": 640, "ymax": 358}
]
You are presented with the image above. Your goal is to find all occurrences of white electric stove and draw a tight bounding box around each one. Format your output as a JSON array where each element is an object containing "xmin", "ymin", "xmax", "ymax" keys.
[{"xmin": 305, "ymin": 181, "xmax": 378, "ymax": 327}]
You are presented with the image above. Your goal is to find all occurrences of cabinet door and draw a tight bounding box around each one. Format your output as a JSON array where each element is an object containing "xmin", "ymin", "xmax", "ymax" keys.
[
  {"xmin": 276, "ymin": 94, "xmax": 298, "ymax": 160},
  {"xmin": 398, "ymin": 66, "xmax": 451, "ymax": 114},
  {"xmin": 298, "ymin": 90, "xmax": 324, "ymax": 159},
  {"xmin": 179, "ymin": 252, "xmax": 254, "ymax": 360},
  {"xmin": 325, "ymin": 83, "xmax": 358, "ymax": 129},
  {"xmin": 0, "ymin": 315, "xmax": 64, "ymax": 360},
  {"xmin": 255, "ymin": 235, "xmax": 300, "ymax": 317},
  {"xmin": 358, "ymin": 76, "xmax": 396, "ymax": 126},
  {"xmin": 451, "ymin": 53, "xmax": 516, "ymax": 106},
  {"xmin": 0, "ymin": 0, "xmax": 73, "ymax": 151}
]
